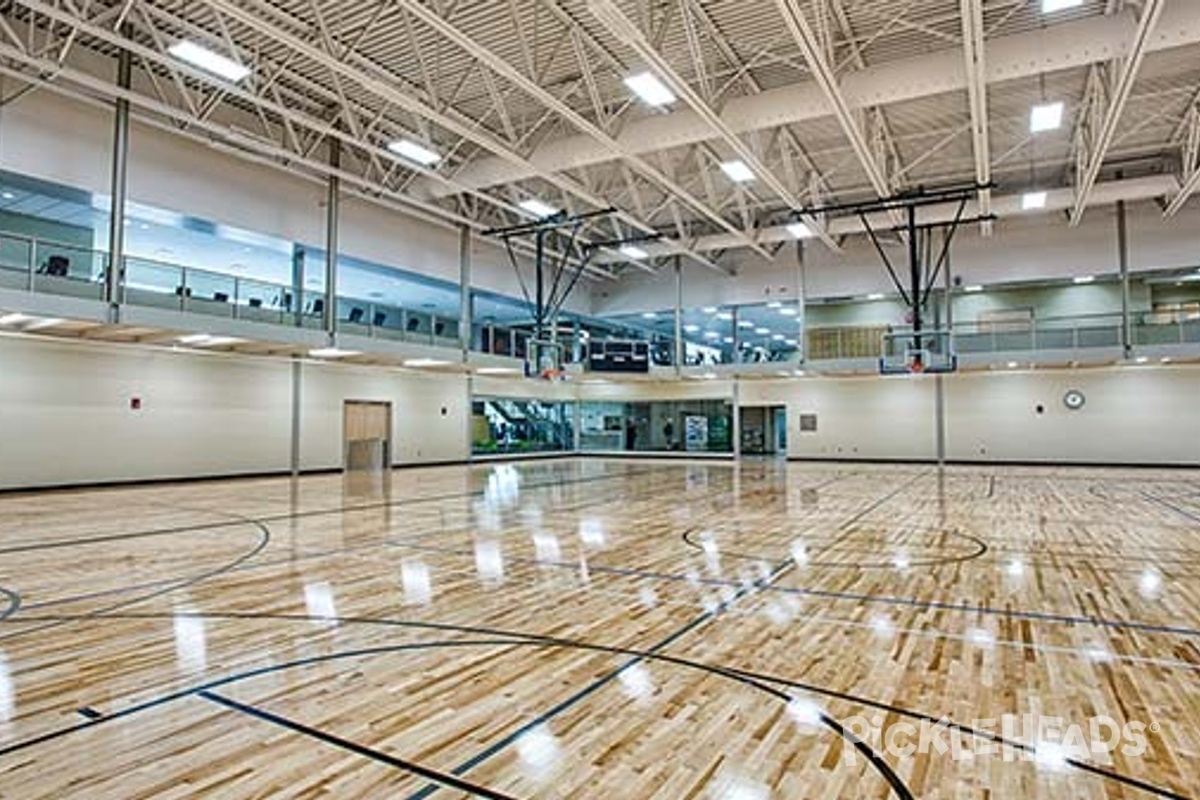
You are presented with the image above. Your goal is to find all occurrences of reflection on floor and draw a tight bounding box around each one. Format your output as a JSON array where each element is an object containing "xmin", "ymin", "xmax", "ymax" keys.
[{"xmin": 0, "ymin": 459, "xmax": 1197, "ymax": 799}]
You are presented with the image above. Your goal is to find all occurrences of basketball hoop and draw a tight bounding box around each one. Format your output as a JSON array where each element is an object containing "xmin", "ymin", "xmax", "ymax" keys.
[{"xmin": 910, "ymin": 353, "xmax": 926, "ymax": 374}]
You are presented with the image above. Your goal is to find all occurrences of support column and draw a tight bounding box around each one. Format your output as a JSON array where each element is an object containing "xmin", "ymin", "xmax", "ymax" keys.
[
  {"xmin": 290, "ymin": 358, "xmax": 302, "ymax": 478},
  {"xmin": 673, "ymin": 256, "xmax": 683, "ymax": 376},
  {"xmin": 935, "ymin": 373, "xmax": 947, "ymax": 466},
  {"xmin": 1117, "ymin": 197, "xmax": 1132, "ymax": 357},
  {"xmin": 290, "ymin": 245, "xmax": 305, "ymax": 327},
  {"xmin": 796, "ymin": 240, "xmax": 807, "ymax": 364},
  {"xmin": 324, "ymin": 141, "xmax": 341, "ymax": 341},
  {"xmin": 459, "ymin": 225, "xmax": 472, "ymax": 364},
  {"xmin": 944, "ymin": 229, "xmax": 954, "ymax": 334},
  {"xmin": 732, "ymin": 381, "xmax": 742, "ymax": 461},
  {"xmin": 105, "ymin": 41, "xmax": 132, "ymax": 319}
]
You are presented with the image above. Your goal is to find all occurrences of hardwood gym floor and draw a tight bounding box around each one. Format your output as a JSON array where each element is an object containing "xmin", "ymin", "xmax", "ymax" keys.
[{"xmin": 0, "ymin": 459, "xmax": 1196, "ymax": 799}]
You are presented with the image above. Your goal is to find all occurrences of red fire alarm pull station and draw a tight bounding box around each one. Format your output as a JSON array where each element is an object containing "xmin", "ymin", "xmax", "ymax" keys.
[{"xmin": 130, "ymin": 397, "xmax": 142, "ymax": 411}]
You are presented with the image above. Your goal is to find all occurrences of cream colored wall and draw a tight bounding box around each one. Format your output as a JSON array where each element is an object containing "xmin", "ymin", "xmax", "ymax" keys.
[
  {"xmin": 755, "ymin": 366, "xmax": 1200, "ymax": 465},
  {"xmin": 0, "ymin": 90, "xmax": 591, "ymax": 310},
  {"xmin": 300, "ymin": 366, "xmax": 469, "ymax": 469},
  {"xmin": 0, "ymin": 336, "xmax": 470, "ymax": 489},
  {"xmin": 0, "ymin": 335, "xmax": 292, "ymax": 488}
]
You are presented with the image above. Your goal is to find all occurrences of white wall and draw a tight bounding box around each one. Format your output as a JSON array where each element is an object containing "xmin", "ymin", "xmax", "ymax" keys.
[
  {"xmin": 592, "ymin": 201, "xmax": 1200, "ymax": 316},
  {"xmin": 0, "ymin": 90, "xmax": 592, "ymax": 313},
  {"xmin": 0, "ymin": 335, "xmax": 471, "ymax": 489},
  {"xmin": 753, "ymin": 366, "xmax": 1200, "ymax": 465}
]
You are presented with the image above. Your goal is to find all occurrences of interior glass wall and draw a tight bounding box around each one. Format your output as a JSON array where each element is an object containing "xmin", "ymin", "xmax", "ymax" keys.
[
  {"xmin": 579, "ymin": 400, "xmax": 733, "ymax": 454},
  {"xmin": 472, "ymin": 397, "xmax": 574, "ymax": 455}
]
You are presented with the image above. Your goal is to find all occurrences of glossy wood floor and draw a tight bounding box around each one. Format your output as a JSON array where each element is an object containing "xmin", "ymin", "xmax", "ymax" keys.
[{"xmin": 0, "ymin": 459, "xmax": 1198, "ymax": 799}]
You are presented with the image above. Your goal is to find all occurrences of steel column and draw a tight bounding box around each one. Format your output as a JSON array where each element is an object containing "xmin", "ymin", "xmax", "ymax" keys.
[
  {"xmin": 1118, "ymin": 198, "xmax": 1132, "ymax": 356},
  {"xmin": 673, "ymin": 256, "xmax": 683, "ymax": 376},
  {"xmin": 324, "ymin": 140, "xmax": 341, "ymax": 339},
  {"xmin": 105, "ymin": 40, "xmax": 132, "ymax": 317},
  {"xmin": 459, "ymin": 225, "xmax": 472, "ymax": 363}
]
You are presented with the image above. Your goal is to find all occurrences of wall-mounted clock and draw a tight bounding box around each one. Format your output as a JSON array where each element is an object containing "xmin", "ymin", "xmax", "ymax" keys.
[{"xmin": 1063, "ymin": 389, "xmax": 1086, "ymax": 411}]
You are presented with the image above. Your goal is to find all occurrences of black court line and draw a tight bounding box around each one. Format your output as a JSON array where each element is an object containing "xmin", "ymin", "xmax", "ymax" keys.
[
  {"xmin": 8, "ymin": 464, "xmax": 725, "ymax": 619},
  {"xmin": 405, "ymin": 472, "xmax": 927, "ymax": 800},
  {"xmin": 0, "ymin": 515, "xmax": 270, "ymax": 644},
  {"xmin": 0, "ymin": 587, "xmax": 19, "ymax": 621},
  {"xmin": 0, "ymin": 636, "xmax": 908, "ymax": 800},
  {"xmin": 680, "ymin": 524, "xmax": 990, "ymax": 569},
  {"xmin": 0, "ymin": 464, "xmax": 666, "ymax": 557},
  {"xmin": 198, "ymin": 690, "xmax": 520, "ymax": 800},
  {"xmin": 0, "ymin": 622, "xmax": 1183, "ymax": 799}
]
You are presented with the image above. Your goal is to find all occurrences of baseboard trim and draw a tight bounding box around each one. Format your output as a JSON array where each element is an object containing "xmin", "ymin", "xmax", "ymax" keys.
[{"xmin": 787, "ymin": 456, "xmax": 1200, "ymax": 469}]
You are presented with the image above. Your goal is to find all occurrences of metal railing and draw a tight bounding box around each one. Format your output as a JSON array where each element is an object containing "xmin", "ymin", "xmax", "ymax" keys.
[{"xmin": 0, "ymin": 231, "xmax": 461, "ymax": 349}]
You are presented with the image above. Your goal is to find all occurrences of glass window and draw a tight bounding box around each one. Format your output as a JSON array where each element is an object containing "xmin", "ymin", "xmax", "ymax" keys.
[
  {"xmin": 472, "ymin": 398, "xmax": 574, "ymax": 455},
  {"xmin": 579, "ymin": 400, "xmax": 733, "ymax": 454}
]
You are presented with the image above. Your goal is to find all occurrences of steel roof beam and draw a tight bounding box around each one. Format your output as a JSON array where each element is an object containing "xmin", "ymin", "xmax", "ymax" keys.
[
  {"xmin": 960, "ymin": 0, "xmax": 993, "ymax": 236},
  {"xmin": 587, "ymin": 0, "xmax": 840, "ymax": 253},
  {"xmin": 389, "ymin": 0, "xmax": 750, "ymax": 271},
  {"xmin": 420, "ymin": 3, "xmax": 1200, "ymax": 199},
  {"xmin": 1070, "ymin": 0, "xmax": 1165, "ymax": 226}
]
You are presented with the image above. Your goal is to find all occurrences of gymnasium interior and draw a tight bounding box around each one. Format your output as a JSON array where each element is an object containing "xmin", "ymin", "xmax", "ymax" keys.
[{"xmin": 0, "ymin": 0, "xmax": 1198, "ymax": 798}]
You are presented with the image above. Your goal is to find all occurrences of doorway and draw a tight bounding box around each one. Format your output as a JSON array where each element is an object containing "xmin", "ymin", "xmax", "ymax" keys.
[
  {"xmin": 343, "ymin": 400, "xmax": 392, "ymax": 472},
  {"xmin": 740, "ymin": 405, "xmax": 787, "ymax": 457}
]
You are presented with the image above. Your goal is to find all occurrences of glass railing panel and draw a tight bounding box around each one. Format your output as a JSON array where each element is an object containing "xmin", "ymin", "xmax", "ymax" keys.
[
  {"xmin": 123, "ymin": 258, "xmax": 184, "ymax": 310},
  {"xmin": 0, "ymin": 233, "xmax": 32, "ymax": 278},
  {"xmin": 183, "ymin": 269, "xmax": 237, "ymax": 318},
  {"xmin": 29, "ymin": 240, "xmax": 105, "ymax": 300},
  {"xmin": 1134, "ymin": 320, "xmax": 1183, "ymax": 346},
  {"xmin": 1183, "ymin": 320, "xmax": 1200, "ymax": 344},
  {"xmin": 237, "ymin": 278, "xmax": 290, "ymax": 323},
  {"xmin": 1075, "ymin": 325, "xmax": 1120, "ymax": 348}
]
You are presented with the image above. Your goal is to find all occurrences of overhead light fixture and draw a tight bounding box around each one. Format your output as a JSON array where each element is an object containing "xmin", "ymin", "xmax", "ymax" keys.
[
  {"xmin": 23, "ymin": 317, "xmax": 63, "ymax": 331},
  {"xmin": 1073, "ymin": 275, "xmax": 1096, "ymax": 285},
  {"xmin": 641, "ymin": 312, "xmax": 657, "ymax": 319},
  {"xmin": 723, "ymin": 337, "xmax": 734, "ymax": 344},
  {"xmin": 1042, "ymin": 0, "xmax": 1083, "ymax": 12},
  {"xmin": 177, "ymin": 333, "xmax": 243, "ymax": 347},
  {"xmin": 737, "ymin": 320, "xmax": 754, "ymax": 329},
  {"xmin": 0, "ymin": 313, "xmax": 33, "ymax": 326},
  {"xmin": 793, "ymin": 369, "xmax": 806, "ymax": 377},
  {"xmin": 717, "ymin": 312, "xmax": 734, "ymax": 321},
  {"xmin": 704, "ymin": 331, "xmax": 721, "ymax": 340},
  {"xmin": 1029, "ymin": 101, "xmax": 1065, "ymax": 133},
  {"xmin": 964, "ymin": 285, "xmax": 984, "ymax": 293},
  {"xmin": 772, "ymin": 334, "xmax": 786, "ymax": 341},
  {"xmin": 720, "ymin": 160, "xmax": 755, "ymax": 183},
  {"xmin": 703, "ymin": 307, "xmax": 719, "ymax": 314},
  {"xmin": 621, "ymin": 245, "xmax": 649, "ymax": 260},
  {"xmin": 476, "ymin": 367, "xmax": 521, "ymax": 375},
  {"xmin": 624, "ymin": 71, "xmax": 675, "ymax": 107},
  {"xmin": 387, "ymin": 139, "xmax": 442, "ymax": 166},
  {"xmin": 866, "ymin": 293, "xmax": 886, "ymax": 301},
  {"xmin": 767, "ymin": 301, "xmax": 782, "ymax": 309},
  {"xmin": 780, "ymin": 307, "xmax": 798, "ymax": 316},
  {"xmin": 1007, "ymin": 361, "xmax": 1020, "ymax": 369},
  {"xmin": 404, "ymin": 358, "xmax": 451, "ymax": 368},
  {"xmin": 1, "ymin": 191, "xmax": 13, "ymax": 200},
  {"xmin": 684, "ymin": 324, "xmax": 701, "ymax": 333},
  {"xmin": 168, "ymin": 40, "xmax": 251, "ymax": 83},
  {"xmin": 310, "ymin": 347, "xmax": 360, "ymax": 359},
  {"xmin": 755, "ymin": 327, "xmax": 771, "ymax": 335},
  {"xmin": 1022, "ymin": 191, "xmax": 1048, "ymax": 210},
  {"xmin": 787, "ymin": 222, "xmax": 814, "ymax": 239},
  {"xmin": 519, "ymin": 199, "xmax": 560, "ymax": 218},
  {"xmin": 1135, "ymin": 356, "xmax": 1149, "ymax": 364}
]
